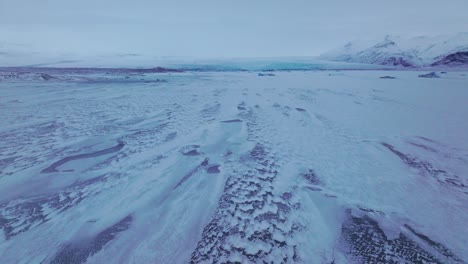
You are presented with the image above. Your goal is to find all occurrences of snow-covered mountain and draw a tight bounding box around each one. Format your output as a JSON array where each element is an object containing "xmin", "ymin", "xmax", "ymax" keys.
[{"xmin": 320, "ymin": 33, "xmax": 468, "ymax": 67}]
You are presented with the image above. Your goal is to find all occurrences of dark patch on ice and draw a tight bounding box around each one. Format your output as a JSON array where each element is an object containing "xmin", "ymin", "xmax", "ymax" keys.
[
  {"xmin": 408, "ymin": 141, "xmax": 438, "ymax": 153},
  {"xmin": 303, "ymin": 169, "xmax": 320, "ymax": 185},
  {"xmin": 380, "ymin": 76, "xmax": 396, "ymax": 79},
  {"xmin": 282, "ymin": 192, "xmax": 293, "ymax": 200},
  {"xmin": 295, "ymin": 108, "xmax": 306, "ymax": 112},
  {"xmin": 165, "ymin": 132, "xmax": 177, "ymax": 142},
  {"xmin": 180, "ymin": 145, "xmax": 202, "ymax": 156},
  {"xmin": 40, "ymin": 73, "xmax": 55, "ymax": 80},
  {"xmin": 249, "ymin": 144, "xmax": 267, "ymax": 161},
  {"xmin": 275, "ymin": 201, "xmax": 290, "ymax": 214},
  {"xmin": 255, "ymin": 211, "xmax": 280, "ymax": 222},
  {"xmin": 174, "ymin": 158, "xmax": 209, "ymax": 189},
  {"xmin": 305, "ymin": 186, "xmax": 322, "ymax": 192},
  {"xmin": 372, "ymin": 95, "xmax": 397, "ymax": 103},
  {"xmin": 418, "ymin": 72, "xmax": 440, "ymax": 78},
  {"xmin": 258, "ymin": 73, "xmax": 275, "ymax": 76},
  {"xmin": 0, "ymin": 174, "xmax": 110, "ymax": 239},
  {"xmin": 404, "ymin": 224, "xmax": 462, "ymax": 261},
  {"xmin": 41, "ymin": 142, "xmax": 124, "ymax": 173},
  {"xmin": 358, "ymin": 207, "xmax": 384, "ymax": 215},
  {"xmin": 416, "ymin": 136, "xmax": 438, "ymax": 143},
  {"xmin": 0, "ymin": 216, "xmax": 12, "ymax": 239},
  {"xmin": 221, "ymin": 119, "xmax": 243, "ymax": 123},
  {"xmin": 382, "ymin": 142, "xmax": 466, "ymax": 188},
  {"xmin": 237, "ymin": 101, "xmax": 248, "ymax": 111},
  {"xmin": 0, "ymin": 156, "xmax": 17, "ymax": 171},
  {"xmin": 383, "ymin": 142, "xmax": 429, "ymax": 167},
  {"xmin": 207, "ymin": 165, "xmax": 221, "ymax": 174},
  {"xmin": 328, "ymin": 72, "xmax": 344, "ymax": 76},
  {"xmin": 51, "ymin": 215, "xmax": 132, "ymax": 264},
  {"xmin": 185, "ymin": 150, "xmax": 202, "ymax": 156},
  {"xmin": 341, "ymin": 212, "xmax": 450, "ymax": 263}
]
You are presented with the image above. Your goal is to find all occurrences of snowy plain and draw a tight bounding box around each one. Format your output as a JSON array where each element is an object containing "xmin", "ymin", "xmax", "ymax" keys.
[{"xmin": 0, "ymin": 69, "xmax": 467, "ymax": 263}]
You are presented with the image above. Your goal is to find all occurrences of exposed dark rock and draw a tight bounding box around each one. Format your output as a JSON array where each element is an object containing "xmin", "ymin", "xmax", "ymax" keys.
[
  {"xmin": 431, "ymin": 51, "xmax": 468, "ymax": 66},
  {"xmin": 381, "ymin": 56, "xmax": 415, "ymax": 67}
]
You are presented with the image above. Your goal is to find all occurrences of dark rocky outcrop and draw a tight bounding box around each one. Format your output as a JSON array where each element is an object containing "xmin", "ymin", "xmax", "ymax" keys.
[{"xmin": 431, "ymin": 51, "xmax": 468, "ymax": 67}]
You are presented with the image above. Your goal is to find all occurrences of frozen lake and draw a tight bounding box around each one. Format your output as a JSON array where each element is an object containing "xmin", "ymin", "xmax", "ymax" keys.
[{"xmin": 1, "ymin": 70, "xmax": 467, "ymax": 263}]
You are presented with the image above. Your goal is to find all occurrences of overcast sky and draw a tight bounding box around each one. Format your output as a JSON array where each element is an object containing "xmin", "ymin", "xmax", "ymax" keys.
[{"xmin": 1, "ymin": 0, "xmax": 468, "ymax": 58}]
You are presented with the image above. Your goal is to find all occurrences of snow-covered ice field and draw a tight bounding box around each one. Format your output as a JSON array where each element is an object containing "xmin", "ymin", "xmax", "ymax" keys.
[{"xmin": 0, "ymin": 70, "xmax": 467, "ymax": 263}]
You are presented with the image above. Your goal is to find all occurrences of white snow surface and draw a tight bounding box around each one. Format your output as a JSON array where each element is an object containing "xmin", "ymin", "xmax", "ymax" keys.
[{"xmin": 0, "ymin": 70, "xmax": 467, "ymax": 263}]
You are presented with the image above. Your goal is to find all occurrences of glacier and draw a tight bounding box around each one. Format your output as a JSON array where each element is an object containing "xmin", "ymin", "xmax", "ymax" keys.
[{"xmin": 0, "ymin": 69, "xmax": 467, "ymax": 263}]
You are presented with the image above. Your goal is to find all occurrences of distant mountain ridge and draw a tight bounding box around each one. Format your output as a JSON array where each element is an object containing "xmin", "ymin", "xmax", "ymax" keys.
[{"xmin": 320, "ymin": 33, "xmax": 468, "ymax": 67}]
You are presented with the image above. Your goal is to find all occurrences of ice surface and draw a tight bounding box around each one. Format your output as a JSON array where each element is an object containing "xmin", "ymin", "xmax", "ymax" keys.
[{"xmin": 0, "ymin": 70, "xmax": 467, "ymax": 263}]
